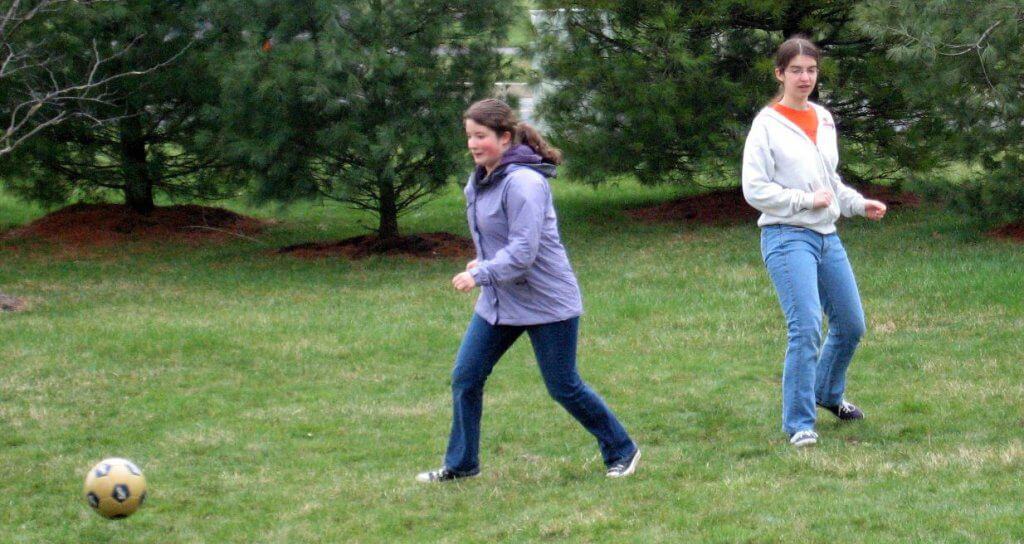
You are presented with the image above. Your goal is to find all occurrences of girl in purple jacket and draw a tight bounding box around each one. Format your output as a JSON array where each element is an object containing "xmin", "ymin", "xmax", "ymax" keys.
[{"xmin": 416, "ymin": 99, "xmax": 639, "ymax": 482}]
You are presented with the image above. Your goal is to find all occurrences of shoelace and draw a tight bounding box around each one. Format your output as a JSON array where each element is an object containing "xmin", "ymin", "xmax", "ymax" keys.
[
  {"xmin": 609, "ymin": 454, "xmax": 634, "ymax": 473},
  {"xmin": 839, "ymin": 401, "xmax": 855, "ymax": 415}
]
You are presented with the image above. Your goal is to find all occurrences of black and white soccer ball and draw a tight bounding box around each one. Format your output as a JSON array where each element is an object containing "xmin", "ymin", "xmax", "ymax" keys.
[{"xmin": 82, "ymin": 458, "xmax": 147, "ymax": 519}]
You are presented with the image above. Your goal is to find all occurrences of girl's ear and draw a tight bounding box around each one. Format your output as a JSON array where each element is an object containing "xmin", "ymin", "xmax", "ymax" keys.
[
  {"xmin": 774, "ymin": 67, "xmax": 785, "ymax": 83},
  {"xmin": 500, "ymin": 130, "xmax": 512, "ymax": 147}
]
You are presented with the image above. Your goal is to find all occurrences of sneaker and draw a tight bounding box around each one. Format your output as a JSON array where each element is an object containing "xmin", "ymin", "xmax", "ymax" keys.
[
  {"xmin": 606, "ymin": 448, "xmax": 641, "ymax": 478},
  {"xmin": 818, "ymin": 400, "xmax": 864, "ymax": 421},
  {"xmin": 415, "ymin": 466, "xmax": 479, "ymax": 483},
  {"xmin": 789, "ymin": 430, "xmax": 818, "ymax": 448}
]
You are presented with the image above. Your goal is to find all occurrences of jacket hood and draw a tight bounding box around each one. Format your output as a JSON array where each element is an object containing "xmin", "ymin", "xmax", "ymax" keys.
[{"xmin": 472, "ymin": 144, "xmax": 557, "ymax": 187}]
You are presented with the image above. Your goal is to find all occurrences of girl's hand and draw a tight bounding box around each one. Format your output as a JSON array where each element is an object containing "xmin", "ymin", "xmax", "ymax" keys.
[
  {"xmin": 466, "ymin": 259, "xmax": 478, "ymax": 271},
  {"xmin": 864, "ymin": 199, "xmax": 887, "ymax": 221},
  {"xmin": 452, "ymin": 271, "xmax": 477, "ymax": 292},
  {"xmin": 811, "ymin": 189, "xmax": 834, "ymax": 209}
]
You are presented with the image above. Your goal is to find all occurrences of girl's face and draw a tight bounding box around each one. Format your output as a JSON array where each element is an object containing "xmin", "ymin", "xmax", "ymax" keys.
[
  {"xmin": 775, "ymin": 54, "xmax": 818, "ymax": 102},
  {"xmin": 465, "ymin": 119, "xmax": 510, "ymax": 170}
]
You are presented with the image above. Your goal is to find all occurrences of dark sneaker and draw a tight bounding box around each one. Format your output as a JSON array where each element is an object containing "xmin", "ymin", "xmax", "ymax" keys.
[
  {"xmin": 789, "ymin": 429, "xmax": 818, "ymax": 448},
  {"xmin": 415, "ymin": 467, "xmax": 479, "ymax": 483},
  {"xmin": 606, "ymin": 448, "xmax": 641, "ymax": 478},
  {"xmin": 818, "ymin": 400, "xmax": 865, "ymax": 421}
]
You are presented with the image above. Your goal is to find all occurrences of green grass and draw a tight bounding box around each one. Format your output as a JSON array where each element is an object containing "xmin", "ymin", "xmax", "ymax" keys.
[
  {"xmin": 1, "ymin": 180, "xmax": 1022, "ymax": 543},
  {"xmin": 0, "ymin": 190, "xmax": 44, "ymax": 231}
]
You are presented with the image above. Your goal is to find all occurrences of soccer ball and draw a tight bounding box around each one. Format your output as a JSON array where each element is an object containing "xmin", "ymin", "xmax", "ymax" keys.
[{"xmin": 82, "ymin": 458, "xmax": 147, "ymax": 519}]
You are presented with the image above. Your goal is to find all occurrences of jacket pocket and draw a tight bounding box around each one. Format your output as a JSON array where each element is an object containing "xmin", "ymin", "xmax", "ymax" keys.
[{"xmin": 504, "ymin": 277, "xmax": 534, "ymax": 307}]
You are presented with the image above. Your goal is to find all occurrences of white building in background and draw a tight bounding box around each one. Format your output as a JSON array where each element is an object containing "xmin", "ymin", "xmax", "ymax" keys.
[
  {"xmin": 490, "ymin": 10, "xmax": 608, "ymax": 128},
  {"xmin": 493, "ymin": 80, "xmax": 535, "ymax": 125},
  {"xmin": 523, "ymin": 9, "xmax": 568, "ymax": 129},
  {"xmin": 489, "ymin": 10, "xmax": 572, "ymax": 128},
  {"xmin": 521, "ymin": 9, "xmax": 611, "ymax": 130}
]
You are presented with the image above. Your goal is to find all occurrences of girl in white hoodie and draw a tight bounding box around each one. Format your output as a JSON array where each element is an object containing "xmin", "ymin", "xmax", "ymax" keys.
[{"xmin": 742, "ymin": 36, "xmax": 887, "ymax": 448}]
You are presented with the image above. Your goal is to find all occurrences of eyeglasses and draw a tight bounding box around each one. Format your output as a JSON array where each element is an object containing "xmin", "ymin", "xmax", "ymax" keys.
[{"xmin": 786, "ymin": 67, "xmax": 818, "ymax": 76}]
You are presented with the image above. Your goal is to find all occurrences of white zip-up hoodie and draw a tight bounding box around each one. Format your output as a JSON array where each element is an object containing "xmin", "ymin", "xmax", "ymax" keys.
[{"xmin": 742, "ymin": 102, "xmax": 866, "ymax": 234}]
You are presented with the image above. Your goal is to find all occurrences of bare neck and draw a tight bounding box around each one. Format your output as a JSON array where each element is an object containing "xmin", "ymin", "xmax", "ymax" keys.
[{"xmin": 778, "ymin": 95, "xmax": 811, "ymax": 110}]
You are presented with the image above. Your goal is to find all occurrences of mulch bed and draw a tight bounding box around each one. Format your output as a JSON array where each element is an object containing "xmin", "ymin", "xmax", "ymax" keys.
[
  {"xmin": 627, "ymin": 188, "xmax": 757, "ymax": 224},
  {"xmin": 851, "ymin": 183, "xmax": 921, "ymax": 209},
  {"xmin": 987, "ymin": 221, "xmax": 1024, "ymax": 242},
  {"xmin": 627, "ymin": 184, "xmax": 920, "ymax": 225},
  {"xmin": 278, "ymin": 232, "xmax": 474, "ymax": 260},
  {"xmin": 2, "ymin": 203, "xmax": 266, "ymax": 247}
]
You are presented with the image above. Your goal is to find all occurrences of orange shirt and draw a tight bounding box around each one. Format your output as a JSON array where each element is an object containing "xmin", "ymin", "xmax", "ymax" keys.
[{"xmin": 772, "ymin": 102, "xmax": 818, "ymax": 144}]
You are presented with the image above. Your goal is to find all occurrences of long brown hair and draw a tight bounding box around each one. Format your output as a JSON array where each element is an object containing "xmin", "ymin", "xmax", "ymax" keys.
[
  {"xmin": 463, "ymin": 98, "xmax": 563, "ymax": 165},
  {"xmin": 770, "ymin": 35, "xmax": 821, "ymax": 104}
]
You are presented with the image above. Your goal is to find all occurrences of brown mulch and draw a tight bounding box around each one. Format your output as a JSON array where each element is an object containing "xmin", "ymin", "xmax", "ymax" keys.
[
  {"xmin": 987, "ymin": 221, "xmax": 1024, "ymax": 242},
  {"xmin": 2, "ymin": 203, "xmax": 266, "ymax": 247},
  {"xmin": 627, "ymin": 188, "xmax": 757, "ymax": 225},
  {"xmin": 278, "ymin": 232, "xmax": 474, "ymax": 260},
  {"xmin": 850, "ymin": 183, "xmax": 921, "ymax": 209},
  {"xmin": 0, "ymin": 293, "xmax": 26, "ymax": 312},
  {"xmin": 628, "ymin": 184, "xmax": 920, "ymax": 225}
]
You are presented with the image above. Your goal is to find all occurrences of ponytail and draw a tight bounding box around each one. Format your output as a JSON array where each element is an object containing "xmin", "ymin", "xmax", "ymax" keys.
[
  {"xmin": 515, "ymin": 121, "xmax": 563, "ymax": 165},
  {"xmin": 465, "ymin": 98, "xmax": 563, "ymax": 165}
]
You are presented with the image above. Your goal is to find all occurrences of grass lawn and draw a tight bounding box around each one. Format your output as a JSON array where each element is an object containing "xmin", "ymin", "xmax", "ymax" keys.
[{"xmin": 1, "ymin": 180, "xmax": 1022, "ymax": 543}]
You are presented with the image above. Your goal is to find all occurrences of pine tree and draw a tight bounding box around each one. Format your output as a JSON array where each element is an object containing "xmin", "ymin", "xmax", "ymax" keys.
[
  {"xmin": 214, "ymin": 0, "xmax": 512, "ymax": 242},
  {"xmin": 857, "ymin": 0, "xmax": 1024, "ymax": 223},
  {"xmin": 1, "ymin": 0, "xmax": 240, "ymax": 214},
  {"xmin": 533, "ymin": 1, "xmax": 940, "ymax": 187}
]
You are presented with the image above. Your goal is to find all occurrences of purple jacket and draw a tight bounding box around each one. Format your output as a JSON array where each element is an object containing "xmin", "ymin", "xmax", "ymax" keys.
[{"xmin": 465, "ymin": 145, "xmax": 583, "ymax": 326}]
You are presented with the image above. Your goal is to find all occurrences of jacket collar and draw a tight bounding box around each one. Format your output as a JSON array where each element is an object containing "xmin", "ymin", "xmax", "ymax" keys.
[{"xmin": 471, "ymin": 144, "xmax": 557, "ymax": 189}]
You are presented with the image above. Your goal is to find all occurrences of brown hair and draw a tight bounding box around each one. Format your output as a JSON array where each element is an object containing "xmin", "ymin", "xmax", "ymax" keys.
[
  {"xmin": 771, "ymin": 35, "xmax": 821, "ymax": 103},
  {"xmin": 464, "ymin": 98, "xmax": 563, "ymax": 165}
]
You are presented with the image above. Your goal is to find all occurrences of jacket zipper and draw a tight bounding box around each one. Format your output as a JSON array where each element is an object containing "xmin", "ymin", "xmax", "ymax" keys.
[
  {"xmin": 470, "ymin": 189, "xmax": 500, "ymax": 324},
  {"xmin": 766, "ymin": 110, "xmax": 838, "ymax": 210}
]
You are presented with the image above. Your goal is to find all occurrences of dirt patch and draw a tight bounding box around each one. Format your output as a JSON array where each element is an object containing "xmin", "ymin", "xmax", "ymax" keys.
[
  {"xmin": 2, "ymin": 203, "xmax": 266, "ymax": 248},
  {"xmin": 279, "ymin": 232, "xmax": 474, "ymax": 260},
  {"xmin": 849, "ymin": 183, "xmax": 921, "ymax": 209},
  {"xmin": 0, "ymin": 293, "xmax": 26, "ymax": 312},
  {"xmin": 987, "ymin": 221, "xmax": 1024, "ymax": 242},
  {"xmin": 627, "ymin": 188, "xmax": 757, "ymax": 225},
  {"xmin": 628, "ymin": 184, "xmax": 920, "ymax": 225}
]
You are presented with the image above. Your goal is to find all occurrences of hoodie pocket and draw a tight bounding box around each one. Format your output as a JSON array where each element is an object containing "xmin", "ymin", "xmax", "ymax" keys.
[
  {"xmin": 827, "ymin": 198, "xmax": 841, "ymax": 222},
  {"xmin": 504, "ymin": 277, "xmax": 534, "ymax": 307}
]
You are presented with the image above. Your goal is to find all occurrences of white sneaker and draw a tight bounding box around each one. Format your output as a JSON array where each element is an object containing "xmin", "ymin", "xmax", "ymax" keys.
[
  {"xmin": 606, "ymin": 448, "xmax": 641, "ymax": 478},
  {"xmin": 415, "ymin": 467, "xmax": 479, "ymax": 483},
  {"xmin": 789, "ymin": 430, "xmax": 818, "ymax": 448}
]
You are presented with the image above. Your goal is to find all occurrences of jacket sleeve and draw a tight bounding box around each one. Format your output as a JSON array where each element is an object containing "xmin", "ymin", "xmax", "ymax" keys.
[
  {"xmin": 825, "ymin": 121, "xmax": 867, "ymax": 217},
  {"xmin": 469, "ymin": 172, "xmax": 546, "ymax": 286},
  {"xmin": 831, "ymin": 170, "xmax": 867, "ymax": 217},
  {"xmin": 741, "ymin": 119, "xmax": 815, "ymax": 216}
]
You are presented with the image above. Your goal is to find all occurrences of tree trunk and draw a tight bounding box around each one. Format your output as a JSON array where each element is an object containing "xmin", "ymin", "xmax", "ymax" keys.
[
  {"xmin": 377, "ymin": 176, "xmax": 400, "ymax": 241},
  {"xmin": 120, "ymin": 115, "xmax": 155, "ymax": 215}
]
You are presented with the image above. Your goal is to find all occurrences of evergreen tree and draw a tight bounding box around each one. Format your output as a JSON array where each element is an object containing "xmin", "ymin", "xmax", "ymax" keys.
[
  {"xmin": 858, "ymin": 0, "xmax": 1024, "ymax": 223},
  {"xmin": 1, "ymin": 0, "xmax": 238, "ymax": 214},
  {"xmin": 215, "ymin": 0, "xmax": 512, "ymax": 242},
  {"xmin": 0, "ymin": 0, "xmax": 153, "ymax": 157},
  {"xmin": 533, "ymin": 1, "xmax": 940, "ymax": 187}
]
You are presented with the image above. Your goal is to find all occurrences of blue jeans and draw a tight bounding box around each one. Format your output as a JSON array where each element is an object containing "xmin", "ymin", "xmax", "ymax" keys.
[
  {"xmin": 760, "ymin": 225, "xmax": 867, "ymax": 435},
  {"xmin": 444, "ymin": 314, "xmax": 636, "ymax": 473}
]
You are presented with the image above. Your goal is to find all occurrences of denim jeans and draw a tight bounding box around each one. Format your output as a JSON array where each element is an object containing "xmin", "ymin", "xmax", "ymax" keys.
[
  {"xmin": 760, "ymin": 225, "xmax": 867, "ymax": 435},
  {"xmin": 444, "ymin": 314, "xmax": 636, "ymax": 473}
]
